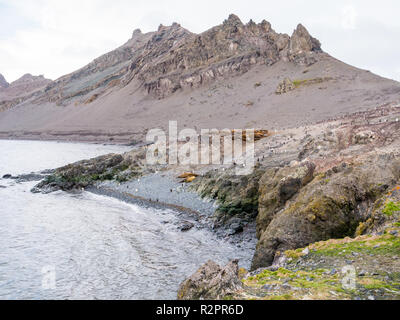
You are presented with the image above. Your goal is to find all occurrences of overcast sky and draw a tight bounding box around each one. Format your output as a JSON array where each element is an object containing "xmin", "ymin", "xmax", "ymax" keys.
[{"xmin": 0, "ymin": 0, "xmax": 399, "ymax": 83}]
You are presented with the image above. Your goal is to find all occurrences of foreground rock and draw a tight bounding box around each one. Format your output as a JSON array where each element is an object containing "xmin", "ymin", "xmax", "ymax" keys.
[
  {"xmin": 240, "ymin": 201, "xmax": 400, "ymax": 300},
  {"xmin": 178, "ymin": 260, "xmax": 242, "ymax": 300},
  {"xmin": 178, "ymin": 195, "xmax": 400, "ymax": 300},
  {"xmin": 252, "ymin": 154, "xmax": 400, "ymax": 269}
]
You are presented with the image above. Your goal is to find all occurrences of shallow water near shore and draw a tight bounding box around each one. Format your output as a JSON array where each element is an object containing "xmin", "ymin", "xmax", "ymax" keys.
[{"xmin": 0, "ymin": 140, "xmax": 253, "ymax": 299}]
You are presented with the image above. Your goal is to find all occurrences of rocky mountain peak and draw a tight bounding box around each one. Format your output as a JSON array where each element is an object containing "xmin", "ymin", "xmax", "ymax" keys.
[
  {"xmin": 260, "ymin": 19, "xmax": 272, "ymax": 33},
  {"xmin": 224, "ymin": 14, "xmax": 243, "ymax": 27},
  {"xmin": 135, "ymin": 15, "xmax": 325, "ymax": 97},
  {"xmin": 146, "ymin": 23, "xmax": 192, "ymax": 50},
  {"xmin": 11, "ymin": 73, "xmax": 48, "ymax": 85},
  {"xmin": 30, "ymin": 15, "xmax": 326, "ymax": 104},
  {"xmin": 0, "ymin": 74, "xmax": 9, "ymax": 89},
  {"xmin": 131, "ymin": 28, "xmax": 142, "ymax": 37},
  {"xmin": 157, "ymin": 22, "xmax": 182, "ymax": 32}
]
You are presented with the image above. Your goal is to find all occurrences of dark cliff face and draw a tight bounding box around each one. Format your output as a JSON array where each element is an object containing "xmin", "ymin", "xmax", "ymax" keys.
[{"xmin": 32, "ymin": 14, "xmax": 324, "ymax": 104}]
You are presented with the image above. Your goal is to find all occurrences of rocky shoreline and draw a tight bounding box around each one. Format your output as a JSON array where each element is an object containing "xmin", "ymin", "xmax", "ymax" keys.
[
  {"xmin": 29, "ymin": 103, "xmax": 400, "ymax": 300},
  {"xmin": 87, "ymin": 180, "xmax": 257, "ymax": 245}
]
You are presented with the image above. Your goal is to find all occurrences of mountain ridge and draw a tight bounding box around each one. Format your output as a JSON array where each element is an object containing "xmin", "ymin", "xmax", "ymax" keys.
[{"xmin": 0, "ymin": 14, "xmax": 399, "ymax": 143}]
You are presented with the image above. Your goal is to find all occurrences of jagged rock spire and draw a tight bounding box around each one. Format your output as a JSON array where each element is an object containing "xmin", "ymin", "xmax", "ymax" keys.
[{"xmin": 290, "ymin": 24, "xmax": 321, "ymax": 53}]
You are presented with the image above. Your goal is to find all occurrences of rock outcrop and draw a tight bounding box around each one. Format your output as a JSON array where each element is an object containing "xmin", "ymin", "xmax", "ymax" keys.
[
  {"xmin": 289, "ymin": 24, "xmax": 321, "ymax": 65},
  {"xmin": 177, "ymin": 260, "xmax": 242, "ymax": 300},
  {"xmin": 252, "ymin": 154, "xmax": 400, "ymax": 270},
  {"xmin": 32, "ymin": 153, "xmax": 126, "ymax": 193},
  {"xmin": 190, "ymin": 168, "xmax": 265, "ymax": 227},
  {"xmin": 31, "ymin": 149, "xmax": 147, "ymax": 193}
]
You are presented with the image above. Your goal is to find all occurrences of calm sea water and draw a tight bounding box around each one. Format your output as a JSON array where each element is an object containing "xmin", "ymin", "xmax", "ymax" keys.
[{"xmin": 0, "ymin": 140, "xmax": 252, "ymax": 300}]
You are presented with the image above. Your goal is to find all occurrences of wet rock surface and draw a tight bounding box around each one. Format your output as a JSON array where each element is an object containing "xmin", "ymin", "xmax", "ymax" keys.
[
  {"xmin": 31, "ymin": 153, "xmax": 129, "ymax": 193},
  {"xmin": 190, "ymin": 168, "xmax": 265, "ymax": 227}
]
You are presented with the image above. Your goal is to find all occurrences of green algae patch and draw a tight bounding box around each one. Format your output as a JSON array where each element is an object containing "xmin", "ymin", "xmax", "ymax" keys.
[
  {"xmin": 358, "ymin": 277, "xmax": 399, "ymax": 292},
  {"xmin": 242, "ymin": 267, "xmax": 352, "ymax": 300},
  {"xmin": 284, "ymin": 248, "xmax": 305, "ymax": 260},
  {"xmin": 267, "ymin": 294, "xmax": 294, "ymax": 300},
  {"xmin": 292, "ymin": 77, "xmax": 332, "ymax": 88},
  {"xmin": 286, "ymin": 233, "xmax": 400, "ymax": 259},
  {"xmin": 292, "ymin": 79, "xmax": 308, "ymax": 88},
  {"xmin": 382, "ymin": 201, "xmax": 400, "ymax": 216}
]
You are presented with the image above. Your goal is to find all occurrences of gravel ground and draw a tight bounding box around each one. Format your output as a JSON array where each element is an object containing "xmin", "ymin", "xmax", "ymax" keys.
[{"xmin": 99, "ymin": 171, "xmax": 217, "ymax": 217}]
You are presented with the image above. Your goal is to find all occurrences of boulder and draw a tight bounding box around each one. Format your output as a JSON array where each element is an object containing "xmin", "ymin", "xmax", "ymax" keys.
[
  {"xmin": 276, "ymin": 78, "xmax": 295, "ymax": 94},
  {"xmin": 179, "ymin": 221, "xmax": 195, "ymax": 232},
  {"xmin": 178, "ymin": 260, "xmax": 242, "ymax": 300}
]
